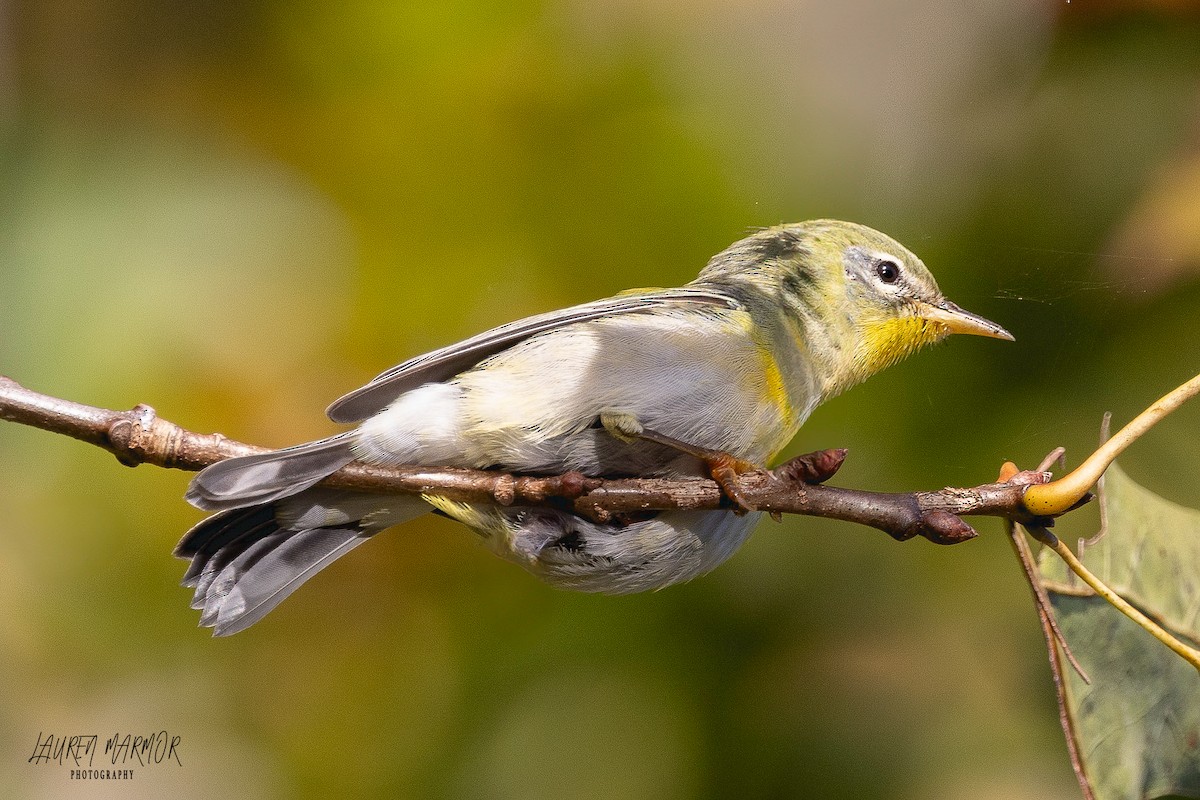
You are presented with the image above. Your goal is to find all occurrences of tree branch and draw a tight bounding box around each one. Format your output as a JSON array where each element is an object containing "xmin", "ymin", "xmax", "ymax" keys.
[{"xmin": 0, "ymin": 374, "xmax": 1059, "ymax": 545}]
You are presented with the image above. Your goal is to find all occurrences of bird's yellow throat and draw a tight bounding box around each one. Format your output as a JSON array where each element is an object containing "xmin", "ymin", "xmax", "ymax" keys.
[{"xmin": 855, "ymin": 314, "xmax": 947, "ymax": 378}]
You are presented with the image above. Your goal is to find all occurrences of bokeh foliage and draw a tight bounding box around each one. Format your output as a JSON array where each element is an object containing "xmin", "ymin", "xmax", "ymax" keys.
[{"xmin": 2, "ymin": 2, "xmax": 1200, "ymax": 798}]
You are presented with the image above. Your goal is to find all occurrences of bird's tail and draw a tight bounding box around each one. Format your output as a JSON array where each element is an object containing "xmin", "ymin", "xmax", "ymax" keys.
[
  {"xmin": 185, "ymin": 434, "xmax": 356, "ymax": 511},
  {"xmin": 174, "ymin": 504, "xmax": 367, "ymax": 636},
  {"xmin": 175, "ymin": 490, "xmax": 427, "ymax": 636}
]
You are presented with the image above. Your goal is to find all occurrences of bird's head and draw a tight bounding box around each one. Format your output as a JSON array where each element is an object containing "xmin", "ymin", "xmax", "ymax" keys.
[{"xmin": 697, "ymin": 220, "xmax": 1012, "ymax": 396}]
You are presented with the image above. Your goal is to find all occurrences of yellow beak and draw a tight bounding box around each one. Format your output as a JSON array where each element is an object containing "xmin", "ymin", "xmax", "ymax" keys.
[{"xmin": 918, "ymin": 300, "xmax": 1014, "ymax": 341}]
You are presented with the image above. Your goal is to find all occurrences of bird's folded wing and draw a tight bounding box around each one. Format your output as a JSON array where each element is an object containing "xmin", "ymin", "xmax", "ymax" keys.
[{"xmin": 325, "ymin": 288, "xmax": 740, "ymax": 423}]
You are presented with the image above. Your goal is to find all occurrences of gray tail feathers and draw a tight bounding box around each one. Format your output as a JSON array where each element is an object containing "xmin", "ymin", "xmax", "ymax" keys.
[
  {"xmin": 175, "ymin": 504, "xmax": 369, "ymax": 636},
  {"xmin": 185, "ymin": 434, "xmax": 357, "ymax": 512}
]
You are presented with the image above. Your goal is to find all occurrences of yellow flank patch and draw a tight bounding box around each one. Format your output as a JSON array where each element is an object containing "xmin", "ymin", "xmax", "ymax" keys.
[{"xmin": 755, "ymin": 339, "xmax": 795, "ymax": 427}]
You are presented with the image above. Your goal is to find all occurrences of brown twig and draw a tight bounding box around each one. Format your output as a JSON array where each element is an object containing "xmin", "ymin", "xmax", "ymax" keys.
[
  {"xmin": 6, "ymin": 372, "xmax": 1199, "ymax": 796},
  {"xmin": 0, "ymin": 375, "xmax": 1057, "ymax": 544},
  {"xmin": 1006, "ymin": 517, "xmax": 1096, "ymax": 800}
]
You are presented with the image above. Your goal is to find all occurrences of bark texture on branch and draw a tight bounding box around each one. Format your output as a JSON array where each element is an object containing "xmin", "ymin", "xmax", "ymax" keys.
[{"xmin": 0, "ymin": 375, "xmax": 1053, "ymax": 545}]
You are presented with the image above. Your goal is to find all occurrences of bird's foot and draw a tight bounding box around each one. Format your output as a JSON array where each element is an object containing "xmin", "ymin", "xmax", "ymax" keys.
[
  {"xmin": 597, "ymin": 412, "xmax": 763, "ymax": 514},
  {"xmin": 702, "ymin": 450, "xmax": 761, "ymax": 515}
]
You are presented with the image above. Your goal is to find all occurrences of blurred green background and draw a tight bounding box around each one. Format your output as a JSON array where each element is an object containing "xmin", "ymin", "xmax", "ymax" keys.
[{"xmin": 3, "ymin": 1, "xmax": 1200, "ymax": 798}]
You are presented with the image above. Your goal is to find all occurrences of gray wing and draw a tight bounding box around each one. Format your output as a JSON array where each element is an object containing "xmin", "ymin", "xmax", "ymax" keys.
[{"xmin": 326, "ymin": 288, "xmax": 740, "ymax": 423}]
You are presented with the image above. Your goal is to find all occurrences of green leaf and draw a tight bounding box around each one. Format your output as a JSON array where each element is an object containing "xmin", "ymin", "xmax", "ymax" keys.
[{"xmin": 1037, "ymin": 463, "xmax": 1200, "ymax": 800}]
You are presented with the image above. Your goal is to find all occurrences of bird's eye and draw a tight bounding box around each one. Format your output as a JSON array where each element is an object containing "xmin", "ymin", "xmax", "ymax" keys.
[{"xmin": 874, "ymin": 259, "xmax": 900, "ymax": 284}]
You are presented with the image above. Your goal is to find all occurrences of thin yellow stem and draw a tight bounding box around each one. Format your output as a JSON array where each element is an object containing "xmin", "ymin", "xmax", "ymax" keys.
[
  {"xmin": 1048, "ymin": 536, "xmax": 1200, "ymax": 673},
  {"xmin": 1025, "ymin": 372, "xmax": 1200, "ymax": 516}
]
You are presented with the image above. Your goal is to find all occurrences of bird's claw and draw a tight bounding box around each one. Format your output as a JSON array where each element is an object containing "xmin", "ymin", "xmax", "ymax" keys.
[
  {"xmin": 704, "ymin": 452, "xmax": 760, "ymax": 515},
  {"xmin": 597, "ymin": 416, "xmax": 764, "ymax": 514}
]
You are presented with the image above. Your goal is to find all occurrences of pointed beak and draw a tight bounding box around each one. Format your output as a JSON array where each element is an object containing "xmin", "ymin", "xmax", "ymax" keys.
[{"xmin": 918, "ymin": 300, "xmax": 1014, "ymax": 341}]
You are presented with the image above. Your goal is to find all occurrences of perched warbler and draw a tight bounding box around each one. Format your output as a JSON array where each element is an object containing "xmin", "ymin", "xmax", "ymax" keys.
[{"xmin": 179, "ymin": 220, "xmax": 1011, "ymax": 635}]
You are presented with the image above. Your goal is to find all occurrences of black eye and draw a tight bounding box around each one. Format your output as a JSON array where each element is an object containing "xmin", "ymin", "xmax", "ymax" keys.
[{"xmin": 875, "ymin": 259, "xmax": 900, "ymax": 284}]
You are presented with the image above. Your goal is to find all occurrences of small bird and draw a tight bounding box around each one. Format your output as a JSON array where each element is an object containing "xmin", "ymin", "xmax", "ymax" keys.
[{"xmin": 177, "ymin": 220, "xmax": 1012, "ymax": 635}]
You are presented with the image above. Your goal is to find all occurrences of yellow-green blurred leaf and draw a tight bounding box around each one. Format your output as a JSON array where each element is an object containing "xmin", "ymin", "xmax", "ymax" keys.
[{"xmin": 1037, "ymin": 463, "xmax": 1200, "ymax": 800}]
